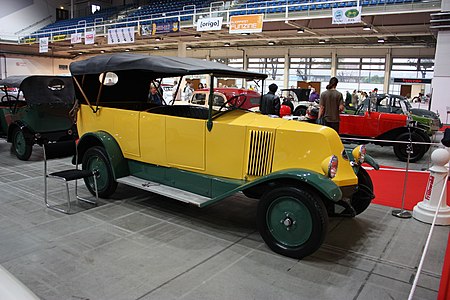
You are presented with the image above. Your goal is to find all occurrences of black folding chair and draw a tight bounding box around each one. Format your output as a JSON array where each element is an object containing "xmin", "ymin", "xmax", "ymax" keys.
[{"xmin": 43, "ymin": 140, "xmax": 98, "ymax": 214}]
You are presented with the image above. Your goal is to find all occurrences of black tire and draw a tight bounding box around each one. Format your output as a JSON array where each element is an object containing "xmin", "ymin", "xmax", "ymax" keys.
[
  {"xmin": 293, "ymin": 106, "xmax": 307, "ymax": 116},
  {"xmin": 12, "ymin": 127, "xmax": 32, "ymax": 161},
  {"xmin": 350, "ymin": 168, "xmax": 374, "ymax": 215},
  {"xmin": 257, "ymin": 187, "xmax": 328, "ymax": 259},
  {"xmin": 82, "ymin": 146, "xmax": 117, "ymax": 198},
  {"xmin": 414, "ymin": 129, "xmax": 431, "ymax": 152},
  {"xmin": 393, "ymin": 131, "xmax": 427, "ymax": 163}
]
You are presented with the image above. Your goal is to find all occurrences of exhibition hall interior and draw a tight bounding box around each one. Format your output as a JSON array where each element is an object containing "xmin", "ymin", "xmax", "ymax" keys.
[{"xmin": 0, "ymin": 0, "xmax": 449, "ymax": 299}]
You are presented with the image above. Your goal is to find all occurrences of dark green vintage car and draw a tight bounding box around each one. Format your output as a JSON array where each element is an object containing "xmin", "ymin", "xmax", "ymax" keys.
[{"xmin": 0, "ymin": 75, "xmax": 78, "ymax": 160}]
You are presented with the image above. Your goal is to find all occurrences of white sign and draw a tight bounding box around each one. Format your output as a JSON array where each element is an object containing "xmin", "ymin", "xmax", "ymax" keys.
[
  {"xmin": 39, "ymin": 37, "xmax": 48, "ymax": 53},
  {"xmin": 71, "ymin": 33, "xmax": 82, "ymax": 44},
  {"xmin": 107, "ymin": 27, "xmax": 135, "ymax": 44},
  {"xmin": 85, "ymin": 30, "xmax": 95, "ymax": 45},
  {"xmin": 196, "ymin": 17, "xmax": 223, "ymax": 31},
  {"xmin": 332, "ymin": 7, "xmax": 361, "ymax": 24}
]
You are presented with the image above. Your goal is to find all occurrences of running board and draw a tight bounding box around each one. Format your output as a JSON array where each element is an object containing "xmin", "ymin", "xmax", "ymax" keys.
[{"xmin": 116, "ymin": 176, "xmax": 212, "ymax": 207}]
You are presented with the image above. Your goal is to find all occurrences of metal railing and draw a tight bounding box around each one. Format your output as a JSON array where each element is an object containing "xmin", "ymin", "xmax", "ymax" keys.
[{"xmin": 17, "ymin": 0, "xmax": 440, "ymax": 43}]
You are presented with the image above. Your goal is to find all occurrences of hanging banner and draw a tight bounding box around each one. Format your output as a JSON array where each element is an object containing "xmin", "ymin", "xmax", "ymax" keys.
[
  {"xmin": 332, "ymin": 7, "xmax": 361, "ymax": 24},
  {"xmin": 107, "ymin": 27, "xmax": 135, "ymax": 44},
  {"xmin": 85, "ymin": 30, "xmax": 95, "ymax": 44},
  {"xmin": 71, "ymin": 33, "xmax": 82, "ymax": 44},
  {"xmin": 39, "ymin": 37, "xmax": 48, "ymax": 53},
  {"xmin": 229, "ymin": 14, "xmax": 263, "ymax": 34},
  {"xmin": 23, "ymin": 37, "xmax": 36, "ymax": 44},
  {"xmin": 52, "ymin": 34, "xmax": 66, "ymax": 42},
  {"xmin": 196, "ymin": 17, "xmax": 223, "ymax": 32},
  {"xmin": 141, "ymin": 21, "xmax": 180, "ymax": 36}
]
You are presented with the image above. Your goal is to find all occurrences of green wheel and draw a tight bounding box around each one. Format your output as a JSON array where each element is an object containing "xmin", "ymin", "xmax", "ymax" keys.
[
  {"xmin": 82, "ymin": 146, "xmax": 117, "ymax": 198},
  {"xmin": 257, "ymin": 187, "xmax": 328, "ymax": 259},
  {"xmin": 350, "ymin": 168, "xmax": 375, "ymax": 215},
  {"xmin": 12, "ymin": 127, "xmax": 32, "ymax": 161}
]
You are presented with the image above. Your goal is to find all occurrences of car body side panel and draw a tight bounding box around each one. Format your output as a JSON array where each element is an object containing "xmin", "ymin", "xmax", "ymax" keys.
[
  {"xmin": 78, "ymin": 105, "xmax": 139, "ymax": 157},
  {"xmin": 165, "ymin": 117, "xmax": 206, "ymax": 170},
  {"xmin": 139, "ymin": 112, "xmax": 166, "ymax": 165},
  {"xmin": 340, "ymin": 114, "xmax": 370, "ymax": 136},
  {"xmin": 377, "ymin": 111, "xmax": 407, "ymax": 135}
]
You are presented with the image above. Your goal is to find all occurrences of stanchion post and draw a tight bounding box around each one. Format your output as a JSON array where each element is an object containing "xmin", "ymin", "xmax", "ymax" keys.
[{"xmin": 392, "ymin": 128, "xmax": 413, "ymax": 218}]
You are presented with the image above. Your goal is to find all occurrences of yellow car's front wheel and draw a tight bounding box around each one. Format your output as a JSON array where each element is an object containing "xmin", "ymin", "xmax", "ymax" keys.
[{"xmin": 257, "ymin": 186, "xmax": 328, "ymax": 259}]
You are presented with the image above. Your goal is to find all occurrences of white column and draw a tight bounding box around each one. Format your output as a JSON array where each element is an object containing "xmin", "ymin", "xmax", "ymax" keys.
[
  {"xmin": 331, "ymin": 49, "xmax": 337, "ymax": 77},
  {"xmin": 178, "ymin": 42, "xmax": 187, "ymax": 57},
  {"xmin": 431, "ymin": 0, "xmax": 450, "ymax": 124},
  {"xmin": 383, "ymin": 49, "xmax": 391, "ymax": 93},
  {"xmin": 284, "ymin": 48, "xmax": 289, "ymax": 90}
]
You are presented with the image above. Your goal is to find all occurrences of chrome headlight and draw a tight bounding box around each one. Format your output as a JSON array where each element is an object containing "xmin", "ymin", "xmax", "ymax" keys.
[
  {"xmin": 322, "ymin": 155, "xmax": 338, "ymax": 178},
  {"xmin": 352, "ymin": 145, "xmax": 366, "ymax": 164}
]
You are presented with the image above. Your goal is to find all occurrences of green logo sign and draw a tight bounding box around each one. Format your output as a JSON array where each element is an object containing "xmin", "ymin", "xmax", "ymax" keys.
[{"xmin": 345, "ymin": 9, "xmax": 359, "ymax": 18}]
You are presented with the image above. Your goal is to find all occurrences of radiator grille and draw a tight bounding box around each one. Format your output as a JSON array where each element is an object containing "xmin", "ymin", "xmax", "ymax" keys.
[{"xmin": 247, "ymin": 130, "xmax": 274, "ymax": 177}]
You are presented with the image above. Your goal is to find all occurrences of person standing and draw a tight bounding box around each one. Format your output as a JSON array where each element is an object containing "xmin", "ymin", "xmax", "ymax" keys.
[
  {"xmin": 318, "ymin": 77, "xmax": 344, "ymax": 132},
  {"xmin": 172, "ymin": 80, "xmax": 182, "ymax": 101},
  {"xmin": 184, "ymin": 82, "xmax": 194, "ymax": 102},
  {"xmin": 260, "ymin": 83, "xmax": 281, "ymax": 116},
  {"xmin": 309, "ymin": 87, "xmax": 320, "ymax": 103}
]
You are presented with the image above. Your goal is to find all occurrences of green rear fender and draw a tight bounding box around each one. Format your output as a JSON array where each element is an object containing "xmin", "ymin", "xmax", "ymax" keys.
[
  {"xmin": 240, "ymin": 169, "xmax": 342, "ymax": 202},
  {"xmin": 76, "ymin": 131, "xmax": 129, "ymax": 179}
]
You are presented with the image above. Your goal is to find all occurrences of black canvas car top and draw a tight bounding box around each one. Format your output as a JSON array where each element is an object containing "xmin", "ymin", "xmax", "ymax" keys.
[
  {"xmin": 0, "ymin": 75, "xmax": 75, "ymax": 105},
  {"xmin": 70, "ymin": 53, "xmax": 268, "ymax": 80}
]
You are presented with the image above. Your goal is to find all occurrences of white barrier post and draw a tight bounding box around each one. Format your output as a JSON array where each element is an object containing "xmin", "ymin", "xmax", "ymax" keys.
[{"xmin": 413, "ymin": 148, "xmax": 450, "ymax": 225}]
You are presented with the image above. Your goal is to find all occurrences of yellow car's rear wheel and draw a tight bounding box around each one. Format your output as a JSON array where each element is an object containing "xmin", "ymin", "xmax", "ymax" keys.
[{"xmin": 82, "ymin": 146, "xmax": 117, "ymax": 198}]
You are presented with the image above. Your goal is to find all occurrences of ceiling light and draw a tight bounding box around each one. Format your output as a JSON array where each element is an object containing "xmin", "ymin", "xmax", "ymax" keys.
[
  {"xmin": 268, "ymin": 41, "xmax": 275, "ymax": 46},
  {"xmin": 100, "ymin": 50, "xmax": 105, "ymax": 53},
  {"xmin": 224, "ymin": 42, "xmax": 230, "ymax": 47},
  {"xmin": 363, "ymin": 25, "xmax": 372, "ymax": 31},
  {"xmin": 378, "ymin": 38, "xmax": 385, "ymax": 43},
  {"xmin": 125, "ymin": 48, "xmax": 130, "ymax": 52},
  {"xmin": 69, "ymin": 45, "xmax": 73, "ymax": 49},
  {"xmin": 241, "ymin": 33, "xmax": 249, "ymax": 36},
  {"xmin": 319, "ymin": 39, "xmax": 326, "ymax": 44},
  {"xmin": 78, "ymin": 52, "xmax": 83, "ymax": 55},
  {"xmin": 297, "ymin": 28, "xmax": 304, "ymax": 33},
  {"xmin": 60, "ymin": 6, "xmax": 64, "ymax": 9},
  {"xmin": 194, "ymin": 34, "xmax": 201, "ymax": 39},
  {"xmin": 186, "ymin": 46, "xmax": 192, "ymax": 50},
  {"xmin": 155, "ymin": 37, "xmax": 162, "ymax": 42},
  {"xmin": 153, "ymin": 46, "xmax": 159, "ymax": 50}
]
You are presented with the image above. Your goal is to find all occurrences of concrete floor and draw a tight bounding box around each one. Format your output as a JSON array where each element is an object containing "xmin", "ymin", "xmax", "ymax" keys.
[{"xmin": 0, "ymin": 140, "xmax": 448, "ymax": 300}]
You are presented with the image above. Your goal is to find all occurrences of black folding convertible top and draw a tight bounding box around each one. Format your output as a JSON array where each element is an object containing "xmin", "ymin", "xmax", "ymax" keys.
[
  {"xmin": 0, "ymin": 75, "xmax": 75, "ymax": 104},
  {"xmin": 70, "ymin": 53, "xmax": 268, "ymax": 80}
]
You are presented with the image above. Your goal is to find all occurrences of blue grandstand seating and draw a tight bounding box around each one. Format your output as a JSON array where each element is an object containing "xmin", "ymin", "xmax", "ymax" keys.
[{"xmin": 28, "ymin": 0, "xmax": 427, "ymax": 40}]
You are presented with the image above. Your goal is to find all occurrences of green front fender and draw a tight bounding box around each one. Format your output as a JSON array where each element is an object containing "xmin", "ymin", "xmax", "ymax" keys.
[
  {"xmin": 236, "ymin": 169, "xmax": 343, "ymax": 202},
  {"xmin": 76, "ymin": 131, "xmax": 129, "ymax": 179}
]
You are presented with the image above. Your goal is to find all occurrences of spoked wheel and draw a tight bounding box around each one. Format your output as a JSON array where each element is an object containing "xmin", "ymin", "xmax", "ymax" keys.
[
  {"xmin": 12, "ymin": 127, "xmax": 32, "ymax": 161},
  {"xmin": 393, "ymin": 131, "xmax": 427, "ymax": 162},
  {"xmin": 293, "ymin": 106, "xmax": 307, "ymax": 116},
  {"xmin": 350, "ymin": 168, "xmax": 375, "ymax": 215},
  {"xmin": 257, "ymin": 187, "xmax": 328, "ymax": 259},
  {"xmin": 82, "ymin": 146, "xmax": 117, "ymax": 198}
]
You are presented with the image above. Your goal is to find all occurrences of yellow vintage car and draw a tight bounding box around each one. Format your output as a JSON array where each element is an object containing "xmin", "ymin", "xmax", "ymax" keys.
[{"xmin": 70, "ymin": 53, "xmax": 378, "ymax": 259}]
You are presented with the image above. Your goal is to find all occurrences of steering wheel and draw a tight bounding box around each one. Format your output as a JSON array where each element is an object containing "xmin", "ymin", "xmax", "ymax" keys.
[{"xmin": 218, "ymin": 94, "xmax": 247, "ymax": 112}]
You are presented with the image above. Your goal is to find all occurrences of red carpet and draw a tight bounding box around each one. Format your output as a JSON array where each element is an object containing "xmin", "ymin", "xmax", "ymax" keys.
[{"xmin": 366, "ymin": 167, "xmax": 450, "ymax": 210}]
